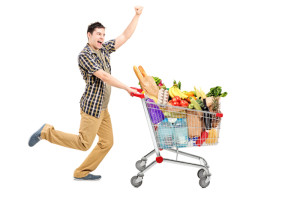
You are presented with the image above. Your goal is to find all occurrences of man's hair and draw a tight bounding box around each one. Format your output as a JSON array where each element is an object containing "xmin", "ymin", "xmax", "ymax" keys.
[{"xmin": 87, "ymin": 22, "xmax": 105, "ymax": 34}]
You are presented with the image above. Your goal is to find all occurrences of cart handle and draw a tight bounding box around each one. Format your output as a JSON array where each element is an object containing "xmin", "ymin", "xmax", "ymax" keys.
[{"xmin": 130, "ymin": 87, "xmax": 145, "ymax": 99}]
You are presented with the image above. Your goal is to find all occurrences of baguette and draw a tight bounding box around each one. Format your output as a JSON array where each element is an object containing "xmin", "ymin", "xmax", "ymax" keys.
[
  {"xmin": 133, "ymin": 66, "xmax": 143, "ymax": 82},
  {"xmin": 138, "ymin": 65, "xmax": 147, "ymax": 77}
]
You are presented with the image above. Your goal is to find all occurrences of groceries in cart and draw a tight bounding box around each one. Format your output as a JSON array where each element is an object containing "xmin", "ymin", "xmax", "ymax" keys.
[
  {"xmin": 130, "ymin": 66, "xmax": 227, "ymax": 188},
  {"xmin": 133, "ymin": 65, "xmax": 227, "ymax": 149},
  {"xmin": 157, "ymin": 117, "xmax": 189, "ymax": 149},
  {"xmin": 133, "ymin": 65, "xmax": 159, "ymax": 101},
  {"xmin": 145, "ymin": 98, "xmax": 165, "ymax": 124}
]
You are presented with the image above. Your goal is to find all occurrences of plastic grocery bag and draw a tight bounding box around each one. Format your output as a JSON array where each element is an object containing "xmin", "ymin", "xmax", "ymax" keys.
[{"xmin": 146, "ymin": 98, "xmax": 165, "ymax": 124}]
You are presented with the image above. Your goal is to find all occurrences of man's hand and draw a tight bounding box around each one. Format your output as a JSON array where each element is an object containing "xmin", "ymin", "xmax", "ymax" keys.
[
  {"xmin": 115, "ymin": 6, "xmax": 143, "ymax": 50},
  {"xmin": 135, "ymin": 6, "xmax": 143, "ymax": 15},
  {"xmin": 127, "ymin": 87, "xmax": 139, "ymax": 96}
]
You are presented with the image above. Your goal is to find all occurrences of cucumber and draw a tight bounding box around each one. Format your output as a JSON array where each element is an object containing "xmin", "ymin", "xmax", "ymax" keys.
[{"xmin": 190, "ymin": 98, "xmax": 202, "ymax": 110}]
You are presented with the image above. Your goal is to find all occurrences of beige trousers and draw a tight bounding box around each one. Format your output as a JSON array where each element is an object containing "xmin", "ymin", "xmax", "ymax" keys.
[{"xmin": 41, "ymin": 109, "xmax": 113, "ymax": 178}]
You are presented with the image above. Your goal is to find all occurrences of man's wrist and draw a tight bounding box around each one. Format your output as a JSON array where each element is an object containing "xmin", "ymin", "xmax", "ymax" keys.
[{"xmin": 124, "ymin": 86, "xmax": 130, "ymax": 92}]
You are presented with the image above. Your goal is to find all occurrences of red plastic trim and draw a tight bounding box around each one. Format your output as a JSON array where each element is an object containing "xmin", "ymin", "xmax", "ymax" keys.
[
  {"xmin": 196, "ymin": 131, "xmax": 208, "ymax": 146},
  {"xmin": 130, "ymin": 87, "xmax": 145, "ymax": 99},
  {"xmin": 130, "ymin": 87, "xmax": 143, "ymax": 93},
  {"xmin": 156, "ymin": 156, "xmax": 163, "ymax": 163},
  {"xmin": 130, "ymin": 92, "xmax": 145, "ymax": 98},
  {"xmin": 216, "ymin": 113, "xmax": 223, "ymax": 117}
]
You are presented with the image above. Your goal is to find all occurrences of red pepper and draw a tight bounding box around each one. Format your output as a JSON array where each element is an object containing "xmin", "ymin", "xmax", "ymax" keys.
[{"xmin": 196, "ymin": 131, "xmax": 208, "ymax": 146}]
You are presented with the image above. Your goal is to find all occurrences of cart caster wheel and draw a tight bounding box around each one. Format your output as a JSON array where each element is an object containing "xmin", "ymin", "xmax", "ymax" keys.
[
  {"xmin": 199, "ymin": 177, "xmax": 210, "ymax": 188},
  {"xmin": 135, "ymin": 160, "xmax": 146, "ymax": 171},
  {"xmin": 131, "ymin": 176, "xmax": 143, "ymax": 188},
  {"xmin": 197, "ymin": 169, "xmax": 207, "ymax": 179}
]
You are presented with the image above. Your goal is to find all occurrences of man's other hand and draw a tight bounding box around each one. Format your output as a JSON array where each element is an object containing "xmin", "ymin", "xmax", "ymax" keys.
[{"xmin": 135, "ymin": 6, "xmax": 143, "ymax": 15}]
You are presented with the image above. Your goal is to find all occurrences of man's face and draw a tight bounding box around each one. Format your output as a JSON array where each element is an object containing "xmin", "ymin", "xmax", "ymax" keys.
[{"xmin": 88, "ymin": 28, "xmax": 105, "ymax": 50}]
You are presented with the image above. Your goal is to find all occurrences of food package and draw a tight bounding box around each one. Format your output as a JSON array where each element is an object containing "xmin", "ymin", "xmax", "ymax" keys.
[
  {"xmin": 205, "ymin": 128, "xmax": 219, "ymax": 145},
  {"xmin": 133, "ymin": 66, "xmax": 159, "ymax": 99},
  {"xmin": 206, "ymin": 97, "xmax": 221, "ymax": 128},
  {"xmin": 210, "ymin": 113, "xmax": 221, "ymax": 128},
  {"xmin": 206, "ymin": 97, "xmax": 220, "ymax": 109},
  {"xmin": 186, "ymin": 110, "xmax": 205, "ymax": 138},
  {"xmin": 146, "ymin": 98, "xmax": 165, "ymax": 124},
  {"xmin": 162, "ymin": 103, "xmax": 186, "ymax": 119}
]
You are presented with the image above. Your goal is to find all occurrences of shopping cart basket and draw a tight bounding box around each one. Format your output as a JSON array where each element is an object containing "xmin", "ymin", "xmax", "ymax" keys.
[{"xmin": 130, "ymin": 87, "xmax": 223, "ymax": 188}]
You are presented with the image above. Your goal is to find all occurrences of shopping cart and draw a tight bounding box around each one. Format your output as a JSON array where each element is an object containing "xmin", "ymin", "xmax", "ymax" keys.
[{"xmin": 130, "ymin": 87, "xmax": 223, "ymax": 188}]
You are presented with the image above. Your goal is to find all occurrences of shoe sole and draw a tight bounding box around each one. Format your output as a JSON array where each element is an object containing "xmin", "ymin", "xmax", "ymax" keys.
[
  {"xmin": 74, "ymin": 177, "xmax": 101, "ymax": 181},
  {"xmin": 28, "ymin": 124, "xmax": 46, "ymax": 147}
]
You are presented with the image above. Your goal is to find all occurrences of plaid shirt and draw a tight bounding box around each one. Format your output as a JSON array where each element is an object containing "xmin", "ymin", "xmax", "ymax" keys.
[{"xmin": 78, "ymin": 39, "xmax": 116, "ymax": 118}]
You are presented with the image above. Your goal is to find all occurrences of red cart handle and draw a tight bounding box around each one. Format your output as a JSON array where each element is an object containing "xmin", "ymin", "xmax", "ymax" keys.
[{"xmin": 130, "ymin": 87, "xmax": 145, "ymax": 99}]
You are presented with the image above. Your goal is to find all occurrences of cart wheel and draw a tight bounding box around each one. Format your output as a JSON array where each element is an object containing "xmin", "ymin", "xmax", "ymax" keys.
[
  {"xmin": 131, "ymin": 176, "xmax": 143, "ymax": 188},
  {"xmin": 199, "ymin": 177, "xmax": 210, "ymax": 188},
  {"xmin": 197, "ymin": 169, "xmax": 207, "ymax": 179},
  {"xmin": 135, "ymin": 160, "xmax": 146, "ymax": 171}
]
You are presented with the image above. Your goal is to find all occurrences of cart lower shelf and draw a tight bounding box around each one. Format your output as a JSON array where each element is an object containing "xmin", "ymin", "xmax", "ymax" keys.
[{"xmin": 131, "ymin": 148, "xmax": 211, "ymax": 188}]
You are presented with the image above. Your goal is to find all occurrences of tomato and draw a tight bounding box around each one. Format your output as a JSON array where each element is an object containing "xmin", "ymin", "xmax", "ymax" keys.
[
  {"xmin": 174, "ymin": 96, "xmax": 181, "ymax": 102},
  {"xmin": 180, "ymin": 100, "xmax": 183, "ymax": 105},
  {"xmin": 180, "ymin": 100, "xmax": 189, "ymax": 107},
  {"xmin": 172, "ymin": 97, "xmax": 178, "ymax": 103},
  {"xmin": 168, "ymin": 100, "xmax": 174, "ymax": 106},
  {"xmin": 179, "ymin": 100, "xmax": 185, "ymax": 106},
  {"xmin": 173, "ymin": 101, "xmax": 180, "ymax": 106}
]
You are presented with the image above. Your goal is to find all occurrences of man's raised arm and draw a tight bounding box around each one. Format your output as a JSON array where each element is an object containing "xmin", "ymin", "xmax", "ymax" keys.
[{"xmin": 115, "ymin": 6, "xmax": 143, "ymax": 50}]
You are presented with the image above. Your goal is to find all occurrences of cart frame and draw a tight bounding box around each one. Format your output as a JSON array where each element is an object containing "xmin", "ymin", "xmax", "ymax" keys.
[{"xmin": 130, "ymin": 88, "xmax": 222, "ymax": 188}]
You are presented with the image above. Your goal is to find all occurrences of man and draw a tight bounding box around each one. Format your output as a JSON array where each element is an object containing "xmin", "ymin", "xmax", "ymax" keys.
[{"xmin": 29, "ymin": 6, "xmax": 143, "ymax": 180}]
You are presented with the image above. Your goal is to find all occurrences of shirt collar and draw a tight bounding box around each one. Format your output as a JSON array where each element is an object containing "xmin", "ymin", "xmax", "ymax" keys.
[{"xmin": 84, "ymin": 43, "xmax": 104, "ymax": 55}]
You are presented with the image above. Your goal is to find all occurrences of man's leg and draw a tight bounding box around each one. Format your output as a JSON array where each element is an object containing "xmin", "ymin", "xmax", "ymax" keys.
[
  {"xmin": 73, "ymin": 109, "xmax": 113, "ymax": 178},
  {"xmin": 40, "ymin": 109, "xmax": 102, "ymax": 151}
]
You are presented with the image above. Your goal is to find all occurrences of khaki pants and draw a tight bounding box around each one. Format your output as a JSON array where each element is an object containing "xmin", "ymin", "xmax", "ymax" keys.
[{"xmin": 41, "ymin": 109, "xmax": 113, "ymax": 178}]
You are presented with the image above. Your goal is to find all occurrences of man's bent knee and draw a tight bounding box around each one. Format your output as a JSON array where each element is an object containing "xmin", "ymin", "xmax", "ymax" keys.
[
  {"xmin": 78, "ymin": 134, "xmax": 95, "ymax": 151},
  {"xmin": 79, "ymin": 139, "xmax": 93, "ymax": 151},
  {"xmin": 98, "ymin": 139, "xmax": 113, "ymax": 150},
  {"xmin": 108, "ymin": 140, "xmax": 113, "ymax": 150}
]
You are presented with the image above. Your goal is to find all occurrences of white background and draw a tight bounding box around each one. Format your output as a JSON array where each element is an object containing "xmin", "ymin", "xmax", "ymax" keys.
[{"xmin": 1, "ymin": 0, "xmax": 299, "ymax": 198}]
